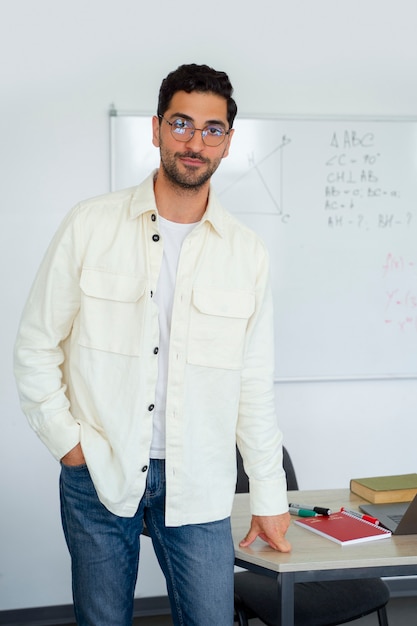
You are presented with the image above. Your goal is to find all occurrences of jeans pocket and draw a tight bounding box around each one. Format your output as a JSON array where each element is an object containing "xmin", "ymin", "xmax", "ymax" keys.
[{"xmin": 60, "ymin": 462, "xmax": 95, "ymax": 499}]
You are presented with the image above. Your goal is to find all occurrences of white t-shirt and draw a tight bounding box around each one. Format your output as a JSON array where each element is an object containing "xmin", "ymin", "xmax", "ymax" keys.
[{"xmin": 150, "ymin": 215, "xmax": 198, "ymax": 458}]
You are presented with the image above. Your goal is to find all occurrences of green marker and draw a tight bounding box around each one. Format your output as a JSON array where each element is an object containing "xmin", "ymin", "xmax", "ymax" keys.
[{"xmin": 289, "ymin": 506, "xmax": 317, "ymax": 517}]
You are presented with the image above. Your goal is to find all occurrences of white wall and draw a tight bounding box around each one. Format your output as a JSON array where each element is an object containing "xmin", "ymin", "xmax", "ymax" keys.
[{"xmin": 1, "ymin": 0, "xmax": 417, "ymax": 612}]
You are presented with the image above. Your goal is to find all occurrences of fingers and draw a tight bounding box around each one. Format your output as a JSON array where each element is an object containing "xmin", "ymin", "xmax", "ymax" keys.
[
  {"xmin": 239, "ymin": 529, "xmax": 258, "ymax": 548},
  {"xmin": 239, "ymin": 513, "xmax": 292, "ymax": 553},
  {"xmin": 260, "ymin": 533, "xmax": 292, "ymax": 553},
  {"xmin": 239, "ymin": 530, "xmax": 292, "ymax": 553}
]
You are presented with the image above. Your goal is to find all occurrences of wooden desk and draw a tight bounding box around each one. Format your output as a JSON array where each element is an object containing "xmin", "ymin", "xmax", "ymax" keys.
[{"xmin": 232, "ymin": 489, "xmax": 417, "ymax": 625}]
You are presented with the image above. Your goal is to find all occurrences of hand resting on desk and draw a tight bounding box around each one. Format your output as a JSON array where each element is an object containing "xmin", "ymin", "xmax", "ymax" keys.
[{"xmin": 239, "ymin": 512, "xmax": 291, "ymax": 552}]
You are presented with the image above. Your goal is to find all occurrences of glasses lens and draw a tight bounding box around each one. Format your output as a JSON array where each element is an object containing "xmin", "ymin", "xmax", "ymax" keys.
[
  {"xmin": 170, "ymin": 118, "xmax": 193, "ymax": 142},
  {"xmin": 202, "ymin": 125, "xmax": 227, "ymax": 146}
]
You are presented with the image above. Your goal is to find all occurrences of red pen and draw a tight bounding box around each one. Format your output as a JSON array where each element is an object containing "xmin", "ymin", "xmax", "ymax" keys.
[{"xmin": 340, "ymin": 507, "xmax": 380, "ymax": 525}]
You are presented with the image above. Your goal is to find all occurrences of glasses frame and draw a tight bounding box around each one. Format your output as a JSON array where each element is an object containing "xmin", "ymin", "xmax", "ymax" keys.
[{"xmin": 158, "ymin": 114, "xmax": 231, "ymax": 147}]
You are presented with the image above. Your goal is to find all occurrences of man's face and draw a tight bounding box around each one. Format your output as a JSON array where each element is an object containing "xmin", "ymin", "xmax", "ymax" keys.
[{"xmin": 152, "ymin": 90, "xmax": 233, "ymax": 190}]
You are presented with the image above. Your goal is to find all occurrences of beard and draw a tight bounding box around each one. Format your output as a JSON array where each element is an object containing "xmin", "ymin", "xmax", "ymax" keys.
[{"xmin": 159, "ymin": 146, "xmax": 223, "ymax": 191}]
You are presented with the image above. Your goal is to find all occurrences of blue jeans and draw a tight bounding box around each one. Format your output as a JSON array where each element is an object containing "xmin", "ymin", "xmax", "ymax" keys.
[{"xmin": 60, "ymin": 459, "xmax": 235, "ymax": 626}]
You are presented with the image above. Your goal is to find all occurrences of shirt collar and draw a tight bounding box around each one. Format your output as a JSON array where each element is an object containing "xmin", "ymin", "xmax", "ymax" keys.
[{"xmin": 128, "ymin": 169, "xmax": 225, "ymax": 238}]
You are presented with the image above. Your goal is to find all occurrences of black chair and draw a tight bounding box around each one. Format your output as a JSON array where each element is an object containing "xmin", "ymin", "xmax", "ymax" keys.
[
  {"xmin": 236, "ymin": 446, "xmax": 298, "ymax": 494},
  {"xmin": 234, "ymin": 448, "xmax": 390, "ymax": 626}
]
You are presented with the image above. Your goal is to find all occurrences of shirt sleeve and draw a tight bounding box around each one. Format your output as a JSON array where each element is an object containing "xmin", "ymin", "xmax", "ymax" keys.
[
  {"xmin": 236, "ymin": 243, "xmax": 289, "ymax": 516},
  {"xmin": 13, "ymin": 205, "xmax": 83, "ymax": 460}
]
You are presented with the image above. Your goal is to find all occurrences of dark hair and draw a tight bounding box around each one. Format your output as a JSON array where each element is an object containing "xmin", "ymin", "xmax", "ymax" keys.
[{"xmin": 157, "ymin": 63, "xmax": 237, "ymax": 129}]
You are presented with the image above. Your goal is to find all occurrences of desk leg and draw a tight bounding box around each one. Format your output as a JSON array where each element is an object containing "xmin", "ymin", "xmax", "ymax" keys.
[{"xmin": 279, "ymin": 571, "xmax": 295, "ymax": 626}]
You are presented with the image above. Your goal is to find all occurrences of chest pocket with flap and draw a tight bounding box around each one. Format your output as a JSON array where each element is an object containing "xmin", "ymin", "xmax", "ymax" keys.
[
  {"xmin": 79, "ymin": 269, "xmax": 147, "ymax": 356},
  {"xmin": 188, "ymin": 288, "xmax": 255, "ymax": 369}
]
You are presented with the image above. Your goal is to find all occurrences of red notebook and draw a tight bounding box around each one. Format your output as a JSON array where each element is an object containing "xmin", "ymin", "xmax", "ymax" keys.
[{"xmin": 295, "ymin": 511, "xmax": 392, "ymax": 545}]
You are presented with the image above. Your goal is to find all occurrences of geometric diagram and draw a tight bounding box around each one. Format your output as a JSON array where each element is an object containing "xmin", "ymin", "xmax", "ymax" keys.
[{"xmin": 211, "ymin": 119, "xmax": 291, "ymax": 221}]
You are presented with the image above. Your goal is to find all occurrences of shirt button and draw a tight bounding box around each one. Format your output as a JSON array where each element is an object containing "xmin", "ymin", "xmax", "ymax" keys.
[
  {"xmin": 153, "ymin": 347, "xmax": 159, "ymax": 354},
  {"xmin": 148, "ymin": 404, "xmax": 155, "ymax": 411},
  {"xmin": 152, "ymin": 234, "xmax": 160, "ymax": 242},
  {"xmin": 141, "ymin": 465, "xmax": 148, "ymax": 472},
  {"xmin": 151, "ymin": 214, "xmax": 156, "ymax": 221}
]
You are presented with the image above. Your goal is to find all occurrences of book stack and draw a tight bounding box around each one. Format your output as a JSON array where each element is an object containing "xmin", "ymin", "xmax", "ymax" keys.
[{"xmin": 350, "ymin": 473, "xmax": 417, "ymax": 504}]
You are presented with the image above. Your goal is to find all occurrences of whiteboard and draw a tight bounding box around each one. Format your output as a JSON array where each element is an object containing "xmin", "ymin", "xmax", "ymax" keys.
[{"xmin": 109, "ymin": 111, "xmax": 417, "ymax": 380}]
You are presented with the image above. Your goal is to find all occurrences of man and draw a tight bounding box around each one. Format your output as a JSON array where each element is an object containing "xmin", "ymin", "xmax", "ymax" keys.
[{"xmin": 14, "ymin": 63, "xmax": 290, "ymax": 626}]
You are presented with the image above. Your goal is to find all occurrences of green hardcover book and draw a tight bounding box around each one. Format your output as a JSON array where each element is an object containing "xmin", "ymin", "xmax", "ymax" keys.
[{"xmin": 350, "ymin": 473, "xmax": 417, "ymax": 503}]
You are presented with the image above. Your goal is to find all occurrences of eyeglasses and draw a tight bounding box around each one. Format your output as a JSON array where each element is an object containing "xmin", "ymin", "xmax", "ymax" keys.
[{"xmin": 159, "ymin": 115, "xmax": 231, "ymax": 147}]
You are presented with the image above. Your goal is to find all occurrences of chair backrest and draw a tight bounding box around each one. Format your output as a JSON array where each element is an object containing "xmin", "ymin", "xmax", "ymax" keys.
[
  {"xmin": 236, "ymin": 446, "xmax": 299, "ymax": 493},
  {"xmin": 283, "ymin": 447, "xmax": 299, "ymax": 490}
]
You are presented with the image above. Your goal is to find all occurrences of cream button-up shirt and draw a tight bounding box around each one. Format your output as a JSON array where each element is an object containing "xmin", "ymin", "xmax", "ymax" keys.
[{"xmin": 14, "ymin": 172, "xmax": 288, "ymax": 525}]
